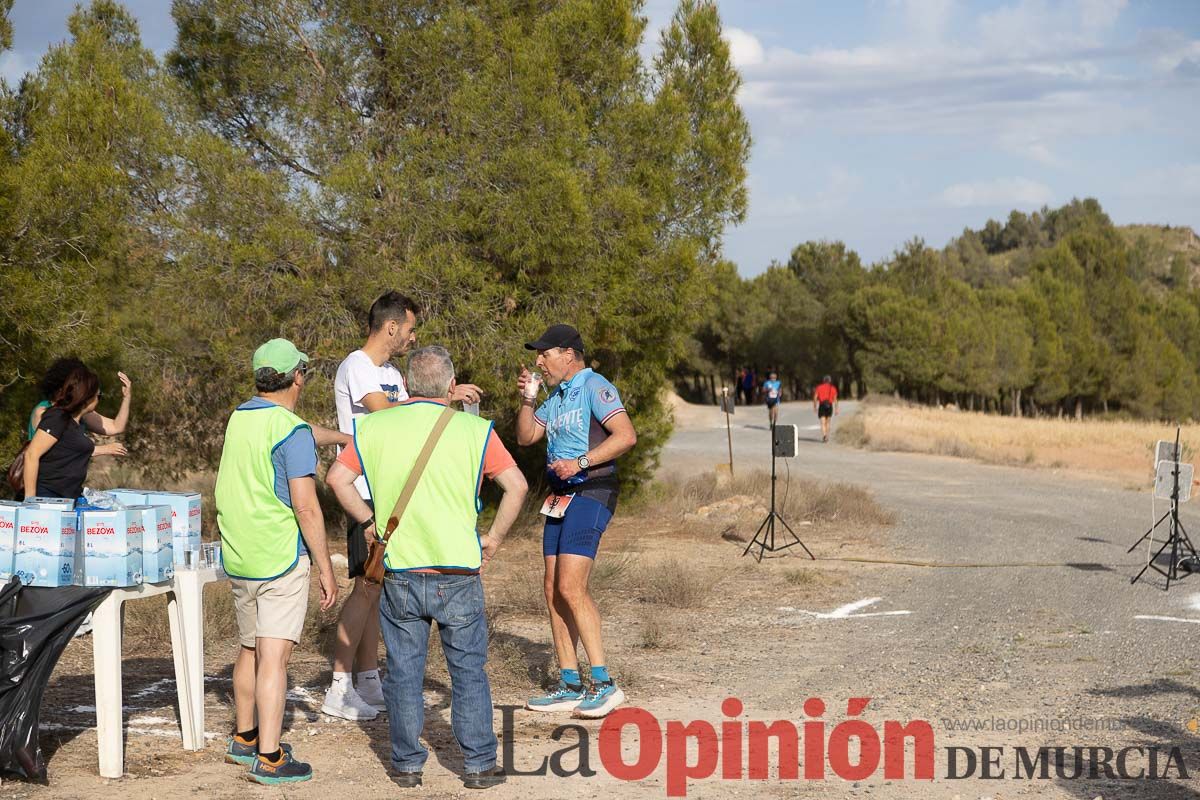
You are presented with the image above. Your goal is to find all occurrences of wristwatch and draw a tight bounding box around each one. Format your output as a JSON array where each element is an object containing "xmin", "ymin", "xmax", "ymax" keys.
[{"xmin": 577, "ymin": 455, "xmax": 590, "ymax": 470}]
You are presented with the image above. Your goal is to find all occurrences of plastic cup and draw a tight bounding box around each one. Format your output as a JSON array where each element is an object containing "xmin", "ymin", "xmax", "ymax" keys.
[
  {"xmin": 464, "ymin": 401, "xmax": 480, "ymax": 415},
  {"xmin": 524, "ymin": 372, "xmax": 542, "ymax": 399}
]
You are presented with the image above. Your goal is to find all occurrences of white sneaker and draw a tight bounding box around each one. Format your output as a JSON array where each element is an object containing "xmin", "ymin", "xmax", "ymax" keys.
[
  {"xmin": 320, "ymin": 684, "xmax": 379, "ymax": 721},
  {"xmin": 356, "ymin": 675, "xmax": 387, "ymax": 712}
]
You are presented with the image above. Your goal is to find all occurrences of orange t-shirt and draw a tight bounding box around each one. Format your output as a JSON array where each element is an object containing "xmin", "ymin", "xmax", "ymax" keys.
[{"xmin": 814, "ymin": 383, "xmax": 838, "ymax": 404}]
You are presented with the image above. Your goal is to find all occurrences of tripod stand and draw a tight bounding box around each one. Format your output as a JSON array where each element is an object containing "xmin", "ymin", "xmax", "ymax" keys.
[
  {"xmin": 1127, "ymin": 428, "xmax": 1199, "ymax": 589},
  {"xmin": 742, "ymin": 425, "xmax": 815, "ymax": 563}
]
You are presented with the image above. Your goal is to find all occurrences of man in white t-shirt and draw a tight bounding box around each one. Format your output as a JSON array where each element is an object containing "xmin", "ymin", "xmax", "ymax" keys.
[{"xmin": 322, "ymin": 291, "xmax": 482, "ymax": 721}]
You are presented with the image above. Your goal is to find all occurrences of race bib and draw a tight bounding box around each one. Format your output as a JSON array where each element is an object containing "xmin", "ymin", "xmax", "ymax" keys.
[{"xmin": 540, "ymin": 493, "xmax": 575, "ymax": 519}]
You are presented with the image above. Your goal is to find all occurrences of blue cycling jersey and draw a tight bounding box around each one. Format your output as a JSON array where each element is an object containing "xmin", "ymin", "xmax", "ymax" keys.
[
  {"xmin": 763, "ymin": 379, "xmax": 781, "ymax": 402},
  {"xmin": 534, "ymin": 368, "xmax": 626, "ymax": 490}
]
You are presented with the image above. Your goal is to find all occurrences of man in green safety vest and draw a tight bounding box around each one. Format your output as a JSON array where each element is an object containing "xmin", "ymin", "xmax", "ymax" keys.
[
  {"xmin": 215, "ymin": 338, "xmax": 345, "ymax": 785},
  {"xmin": 326, "ymin": 345, "xmax": 527, "ymax": 790}
]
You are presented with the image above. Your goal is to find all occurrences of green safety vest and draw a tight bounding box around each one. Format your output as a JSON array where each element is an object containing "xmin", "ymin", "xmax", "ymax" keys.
[
  {"xmin": 215, "ymin": 402, "xmax": 310, "ymax": 579},
  {"xmin": 354, "ymin": 402, "xmax": 492, "ymax": 571}
]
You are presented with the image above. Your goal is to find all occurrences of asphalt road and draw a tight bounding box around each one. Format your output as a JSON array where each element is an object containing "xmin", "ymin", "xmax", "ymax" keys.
[{"xmin": 660, "ymin": 400, "xmax": 1200, "ymax": 799}]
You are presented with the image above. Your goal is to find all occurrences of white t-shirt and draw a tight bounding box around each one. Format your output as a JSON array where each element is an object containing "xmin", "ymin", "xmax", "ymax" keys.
[{"xmin": 335, "ymin": 349, "xmax": 408, "ymax": 498}]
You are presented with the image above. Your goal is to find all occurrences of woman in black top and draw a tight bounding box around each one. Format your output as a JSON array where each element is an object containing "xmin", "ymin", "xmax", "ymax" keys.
[{"xmin": 22, "ymin": 364, "xmax": 128, "ymax": 499}]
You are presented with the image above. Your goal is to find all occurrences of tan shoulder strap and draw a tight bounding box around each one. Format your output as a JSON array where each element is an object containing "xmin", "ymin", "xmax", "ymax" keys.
[{"xmin": 380, "ymin": 405, "xmax": 457, "ymax": 542}]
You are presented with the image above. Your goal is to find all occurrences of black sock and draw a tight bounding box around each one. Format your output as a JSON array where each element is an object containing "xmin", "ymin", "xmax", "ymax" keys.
[
  {"xmin": 258, "ymin": 748, "xmax": 283, "ymax": 762},
  {"xmin": 236, "ymin": 726, "xmax": 258, "ymax": 743}
]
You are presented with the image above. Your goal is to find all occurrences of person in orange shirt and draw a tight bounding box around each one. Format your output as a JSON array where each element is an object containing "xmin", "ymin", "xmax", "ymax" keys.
[{"xmin": 813, "ymin": 375, "xmax": 839, "ymax": 443}]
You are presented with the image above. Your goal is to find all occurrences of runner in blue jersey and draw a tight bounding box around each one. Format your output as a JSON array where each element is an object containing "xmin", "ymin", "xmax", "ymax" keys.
[
  {"xmin": 515, "ymin": 324, "xmax": 637, "ymax": 719},
  {"xmin": 763, "ymin": 370, "xmax": 782, "ymax": 428}
]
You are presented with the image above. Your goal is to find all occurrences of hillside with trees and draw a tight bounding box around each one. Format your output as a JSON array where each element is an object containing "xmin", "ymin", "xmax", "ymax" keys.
[{"xmin": 681, "ymin": 199, "xmax": 1200, "ymax": 422}]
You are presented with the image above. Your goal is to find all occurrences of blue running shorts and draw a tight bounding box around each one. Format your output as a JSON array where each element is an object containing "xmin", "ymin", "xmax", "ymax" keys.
[{"xmin": 543, "ymin": 494, "xmax": 613, "ymax": 559}]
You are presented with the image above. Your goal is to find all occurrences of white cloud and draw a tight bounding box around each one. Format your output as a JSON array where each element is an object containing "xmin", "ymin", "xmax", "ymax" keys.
[
  {"xmin": 723, "ymin": 0, "xmax": 1181, "ymax": 173},
  {"xmin": 997, "ymin": 130, "xmax": 1063, "ymax": 167},
  {"xmin": 724, "ymin": 27, "xmax": 765, "ymax": 68},
  {"xmin": 1150, "ymin": 33, "xmax": 1200, "ymax": 75},
  {"xmin": 939, "ymin": 177, "xmax": 1054, "ymax": 207}
]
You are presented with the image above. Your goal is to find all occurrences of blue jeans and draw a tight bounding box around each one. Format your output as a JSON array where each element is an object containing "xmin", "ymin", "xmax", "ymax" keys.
[{"xmin": 379, "ymin": 571, "xmax": 496, "ymax": 774}]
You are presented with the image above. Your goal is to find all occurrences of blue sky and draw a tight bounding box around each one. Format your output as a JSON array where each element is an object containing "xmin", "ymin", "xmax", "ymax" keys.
[{"xmin": 4, "ymin": 1, "xmax": 1198, "ymax": 274}]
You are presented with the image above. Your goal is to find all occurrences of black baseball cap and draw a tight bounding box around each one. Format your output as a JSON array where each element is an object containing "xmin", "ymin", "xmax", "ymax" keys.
[{"xmin": 525, "ymin": 324, "xmax": 585, "ymax": 353}]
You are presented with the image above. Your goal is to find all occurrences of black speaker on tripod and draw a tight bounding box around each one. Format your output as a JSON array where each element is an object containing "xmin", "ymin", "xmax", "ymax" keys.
[{"xmin": 742, "ymin": 424, "xmax": 814, "ymax": 562}]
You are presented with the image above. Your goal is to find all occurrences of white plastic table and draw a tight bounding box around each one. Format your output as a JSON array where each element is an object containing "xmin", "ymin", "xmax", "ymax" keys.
[{"xmin": 90, "ymin": 566, "xmax": 224, "ymax": 778}]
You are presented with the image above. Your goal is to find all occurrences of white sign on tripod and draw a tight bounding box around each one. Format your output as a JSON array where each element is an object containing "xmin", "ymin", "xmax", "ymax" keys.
[
  {"xmin": 1156, "ymin": 440, "xmax": 1182, "ymax": 467},
  {"xmin": 1154, "ymin": 461, "xmax": 1194, "ymax": 502}
]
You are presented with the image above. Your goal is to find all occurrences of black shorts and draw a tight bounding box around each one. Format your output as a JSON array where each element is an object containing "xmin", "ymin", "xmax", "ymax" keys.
[
  {"xmin": 766, "ymin": 399, "xmax": 780, "ymax": 408},
  {"xmin": 818, "ymin": 401, "xmax": 833, "ymax": 418},
  {"xmin": 347, "ymin": 499, "xmax": 374, "ymax": 579}
]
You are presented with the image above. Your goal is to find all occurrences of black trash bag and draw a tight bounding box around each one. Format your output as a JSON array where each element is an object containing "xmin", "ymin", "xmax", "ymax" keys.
[{"xmin": 0, "ymin": 578, "xmax": 110, "ymax": 782}]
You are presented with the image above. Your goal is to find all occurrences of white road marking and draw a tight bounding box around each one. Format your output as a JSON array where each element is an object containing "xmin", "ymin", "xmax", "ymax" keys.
[
  {"xmin": 778, "ymin": 597, "xmax": 912, "ymax": 620},
  {"xmin": 1134, "ymin": 615, "xmax": 1200, "ymax": 625}
]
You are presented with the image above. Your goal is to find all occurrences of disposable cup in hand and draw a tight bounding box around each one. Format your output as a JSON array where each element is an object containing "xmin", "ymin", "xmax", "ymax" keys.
[
  {"xmin": 464, "ymin": 401, "xmax": 480, "ymax": 415},
  {"xmin": 524, "ymin": 372, "xmax": 542, "ymax": 399}
]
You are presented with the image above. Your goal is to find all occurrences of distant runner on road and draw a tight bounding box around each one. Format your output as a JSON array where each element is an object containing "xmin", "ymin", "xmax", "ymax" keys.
[
  {"xmin": 814, "ymin": 375, "xmax": 838, "ymax": 443},
  {"xmin": 763, "ymin": 371, "xmax": 782, "ymax": 428}
]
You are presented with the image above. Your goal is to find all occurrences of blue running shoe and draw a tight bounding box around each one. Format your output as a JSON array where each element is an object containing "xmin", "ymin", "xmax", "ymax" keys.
[
  {"xmin": 247, "ymin": 749, "xmax": 313, "ymax": 784},
  {"xmin": 225, "ymin": 738, "xmax": 293, "ymax": 766},
  {"xmin": 572, "ymin": 680, "xmax": 625, "ymax": 719},
  {"xmin": 525, "ymin": 680, "xmax": 585, "ymax": 712}
]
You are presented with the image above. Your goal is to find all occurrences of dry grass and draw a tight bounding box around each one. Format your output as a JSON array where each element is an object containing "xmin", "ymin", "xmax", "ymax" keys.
[
  {"xmin": 632, "ymin": 556, "xmax": 710, "ymax": 608},
  {"xmin": 489, "ymin": 564, "xmax": 546, "ymax": 617},
  {"xmin": 640, "ymin": 469, "xmax": 895, "ymax": 534},
  {"xmin": 782, "ymin": 567, "xmax": 831, "ymax": 587},
  {"xmin": 591, "ymin": 547, "xmax": 637, "ymax": 590},
  {"xmin": 840, "ymin": 402, "xmax": 1193, "ymax": 484},
  {"xmin": 637, "ymin": 609, "xmax": 670, "ymax": 650}
]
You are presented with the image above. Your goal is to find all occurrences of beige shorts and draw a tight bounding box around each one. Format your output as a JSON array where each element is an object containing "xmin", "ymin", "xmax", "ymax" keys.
[{"xmin": 229, "ymin": 556, "xmax": 311, "ymax": 648}]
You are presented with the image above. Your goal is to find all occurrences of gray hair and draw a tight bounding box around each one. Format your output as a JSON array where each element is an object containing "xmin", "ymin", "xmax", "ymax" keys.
[{"xmin": 406, "ymin": 345, "xmax": 455, "ymax": 398}]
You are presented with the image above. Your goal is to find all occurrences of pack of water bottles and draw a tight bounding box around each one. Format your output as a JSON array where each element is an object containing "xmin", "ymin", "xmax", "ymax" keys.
[
  {"xmin": 6, "ymin": 498, "xmax": 78, "ymax": 587},
  {"xmin": 104, "ymin": 489, "xmax": 202, "ymax": 568},
  {"xmin": 0, "ymin": 488, "xmax": 202, "ymax": 588}
]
